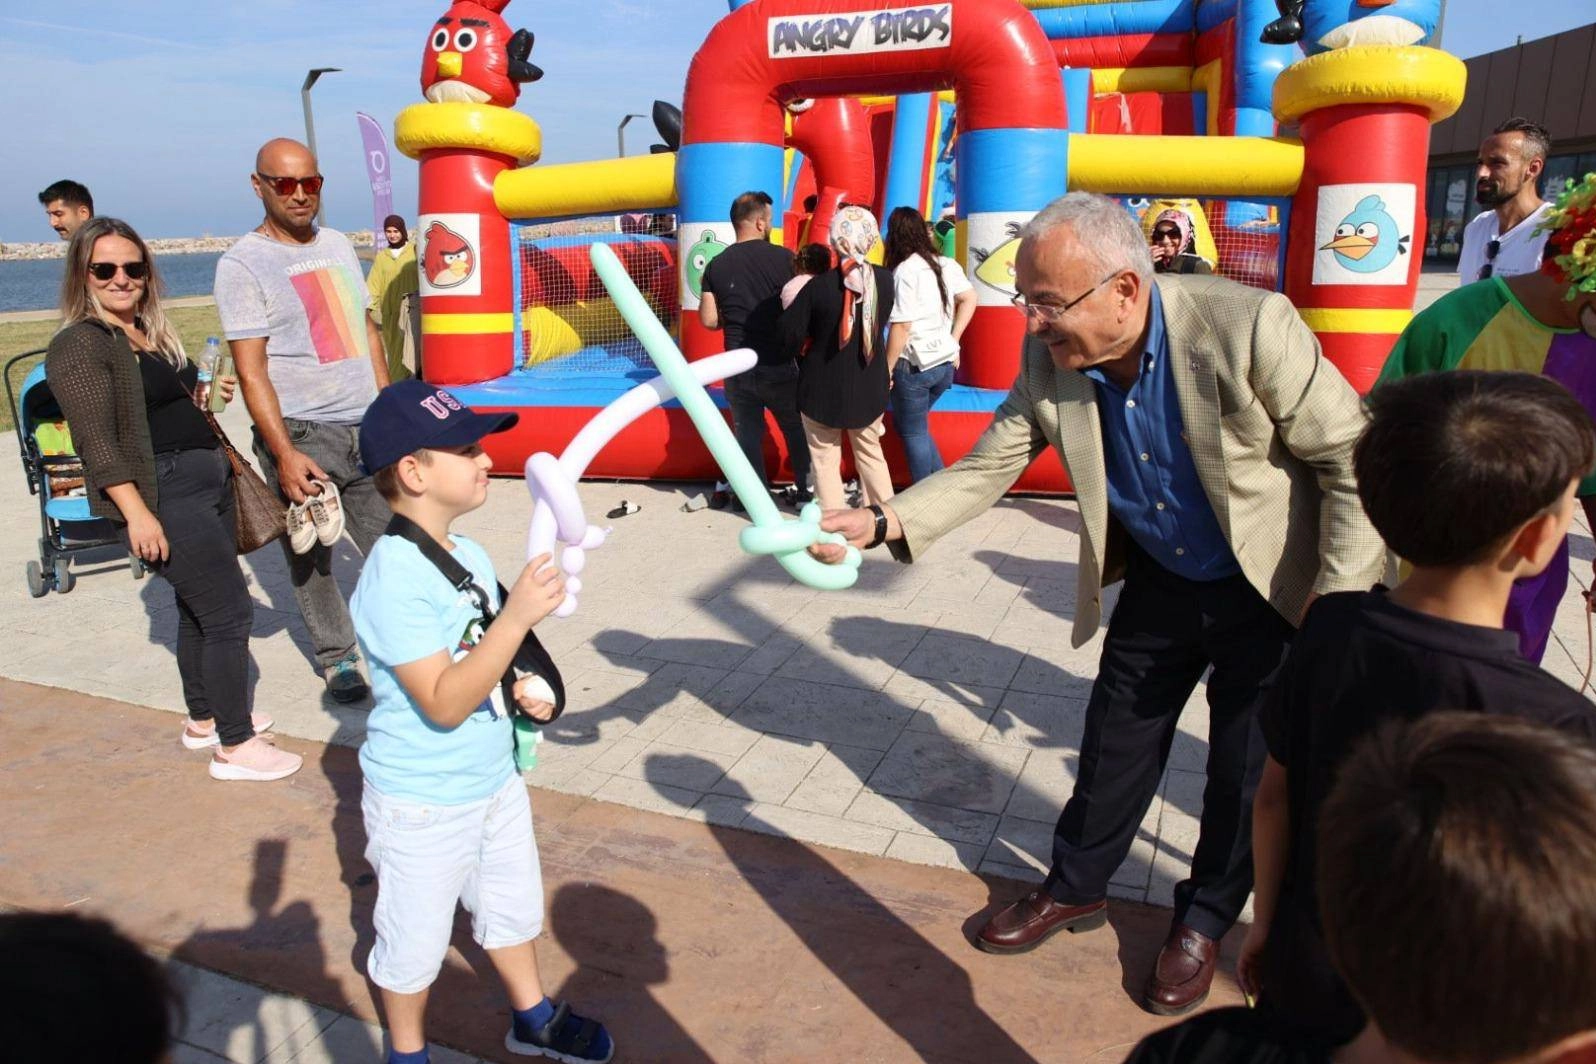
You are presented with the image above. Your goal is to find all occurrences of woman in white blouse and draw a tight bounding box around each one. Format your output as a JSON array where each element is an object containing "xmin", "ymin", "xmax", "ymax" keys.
[{"xmin": 882, "ymin": 207, "xmax": 976, "ymax": 483}]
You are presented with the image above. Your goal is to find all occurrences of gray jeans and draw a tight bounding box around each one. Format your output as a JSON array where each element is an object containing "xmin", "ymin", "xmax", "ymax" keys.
[{"xmin": 252, "ymin": 419, "xmax": 391, "ymax": 670}]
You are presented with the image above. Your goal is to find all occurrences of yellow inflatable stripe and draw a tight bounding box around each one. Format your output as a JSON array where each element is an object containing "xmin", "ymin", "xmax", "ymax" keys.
[
  {"xmin": 495, "ymin": 152, "xmax": 677, "ymax": 221},
  {"xmin": 1070, "ymin": 134, "xmax": 1303, "ymax": 196},
  {"xmin": 1297, "ymin": 307, "xmax": 1413, "ymax": 334},
  {"xmin": 522, "ymin": 298, "xmax": 639, "ymax": 366},
  {"xmin": 1273, "ymin": 45, "xmax": 1466, "ymax": 124},
  {"xmin": 1092, "ymin": 67, "xmax": 1193, "ymax": 94},
  {"xmin": 394, "ymin": 102, "xmax": 541, "ymax": 163},
  {"xmin": 422, "ymin": 312, "xmax": 517, "ymax": 335}
]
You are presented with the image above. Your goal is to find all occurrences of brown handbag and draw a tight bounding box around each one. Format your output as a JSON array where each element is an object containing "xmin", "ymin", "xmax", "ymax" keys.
[{"xmin": 203, "ymin": 412, "xmax": 287, "ymax": 554}]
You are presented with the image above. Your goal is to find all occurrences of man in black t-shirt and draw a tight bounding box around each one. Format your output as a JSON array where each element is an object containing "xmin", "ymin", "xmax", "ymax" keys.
[
  {"xmin": 699, "ymin": 190, "xmax": 810, "ymax": 510},
  {"xmin": 1128, "ymin": 712, "xmax": 1596, "ymax": 1064},
  {"xmin": 1238, "ymin": 372, "xmax": 1596, "ymax": 1047}
]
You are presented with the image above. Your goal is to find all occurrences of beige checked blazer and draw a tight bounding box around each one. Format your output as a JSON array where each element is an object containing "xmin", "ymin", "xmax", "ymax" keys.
[{"xmin": 888, "ymin": 275, "xmax": 1388, "ymax": 648}]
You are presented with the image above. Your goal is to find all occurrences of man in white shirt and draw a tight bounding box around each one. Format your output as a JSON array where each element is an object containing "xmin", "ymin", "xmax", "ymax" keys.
[{"xmin": 1458, "ymin": 118, "xmax": 1553, "ymax": 283}]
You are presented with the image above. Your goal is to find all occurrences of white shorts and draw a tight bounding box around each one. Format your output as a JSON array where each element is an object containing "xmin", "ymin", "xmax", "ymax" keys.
[{"xmin": 362, "ymin": 774, "xmax": 544, "ymax": 994}]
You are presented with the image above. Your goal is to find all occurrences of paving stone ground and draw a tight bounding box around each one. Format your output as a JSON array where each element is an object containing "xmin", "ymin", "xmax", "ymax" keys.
[{"xmin": 6, "ymin": 278, "xmax": 1591, "ymax": 916}]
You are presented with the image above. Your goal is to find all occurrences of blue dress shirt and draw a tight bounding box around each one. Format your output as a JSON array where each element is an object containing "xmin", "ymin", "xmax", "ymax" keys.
[{"xmin": 1084, "ymin": 286, "xmax": 1239, "ymax": 582}]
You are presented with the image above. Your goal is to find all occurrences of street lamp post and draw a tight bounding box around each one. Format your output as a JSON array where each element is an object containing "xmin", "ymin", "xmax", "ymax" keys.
[
  {"xmin": 301, "ymin": 67, "xmax": 342, "ymax": 225},
  {"xmin": 617, "ymin": 113, "xmax": 647, "ymax": 158}
]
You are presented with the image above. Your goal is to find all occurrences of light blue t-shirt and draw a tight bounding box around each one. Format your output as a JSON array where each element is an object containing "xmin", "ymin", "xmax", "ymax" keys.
[{"xmin": 352, "ymin": 532, "xmax": 513, "ymax": 804}]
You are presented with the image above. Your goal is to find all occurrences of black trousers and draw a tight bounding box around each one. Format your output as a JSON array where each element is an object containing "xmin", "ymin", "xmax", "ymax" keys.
[
  {"xmin": 151, "ymin": 447, "xmax": 257, "ymax": 747},
  {"xmin": 1045, "ymin": 541, "xmax": 1294, "ymax": 940}
]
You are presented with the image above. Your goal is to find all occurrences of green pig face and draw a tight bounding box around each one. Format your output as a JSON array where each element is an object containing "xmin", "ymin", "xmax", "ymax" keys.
[{"xmin": 686, "ymin": 231, "xmax": 727, "ymax": 299}]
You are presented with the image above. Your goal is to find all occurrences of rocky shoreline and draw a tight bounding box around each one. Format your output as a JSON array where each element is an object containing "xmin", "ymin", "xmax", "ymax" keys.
[{"xmin": 0, "ymin": 230, "xmax": 376, "ymax": 262}]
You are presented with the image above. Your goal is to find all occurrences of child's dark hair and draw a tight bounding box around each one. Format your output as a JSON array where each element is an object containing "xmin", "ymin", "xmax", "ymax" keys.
[
  {"xmin": 0, "ymin": 911, "xmax": 180, "ymax": 1062},
  {"xmin": 373, "ymin": 448, "xmax": 433, "ymax": 502},
  {"xmin": 794, "ymin": 243, "xmax": 830, "ymax": 276},
  {"xmin": 1319, "ymin": 713, "xmax": 1596, "ymax": 1062},
  {"xmin": 1355, "ymin": 370, "xmax": 1594, "ymax": 566}
]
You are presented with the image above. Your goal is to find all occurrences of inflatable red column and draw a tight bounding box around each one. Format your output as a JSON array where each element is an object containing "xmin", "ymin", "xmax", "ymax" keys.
[{"xmin": 1277, "ymin": 48, "xmax": 1466, "ymax": 393}]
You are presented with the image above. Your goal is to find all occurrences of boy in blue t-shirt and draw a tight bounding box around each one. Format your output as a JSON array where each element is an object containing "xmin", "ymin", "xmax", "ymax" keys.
[{"xmin": 351, "ymin": 380, "xmax": 613, "ymax": 1064}]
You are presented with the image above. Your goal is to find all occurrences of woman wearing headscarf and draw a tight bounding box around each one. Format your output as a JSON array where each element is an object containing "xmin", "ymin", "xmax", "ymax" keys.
[
  {"xmin": 367, "ymin": 215, "xmax": 418, "ymax": 380},
  {"xmin": 1148, "ymin": 207, "xmax": 1214, "ymax": 274},
  {"xmin": 780, "ymin": 204, "xmax": 896, "ymax": 512}
]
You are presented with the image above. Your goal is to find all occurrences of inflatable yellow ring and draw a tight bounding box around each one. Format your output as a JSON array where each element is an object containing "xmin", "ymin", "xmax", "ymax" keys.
[
  {"xmin": 394, "ymin": 102, "xmax": 542, "ymax": 163},
  {"xmin": 1273, "ymin": 46, "xmax": 1466, "ymax": 125}
]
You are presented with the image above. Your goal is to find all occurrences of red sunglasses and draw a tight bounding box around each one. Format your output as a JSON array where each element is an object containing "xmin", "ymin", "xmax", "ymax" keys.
[{"xmin": 256, "ymin": 172, "xmax": 324, "ymax": 197}]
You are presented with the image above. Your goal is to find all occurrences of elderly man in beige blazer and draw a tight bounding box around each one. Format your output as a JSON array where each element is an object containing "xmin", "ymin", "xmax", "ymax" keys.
[{"xmin": 817, "ymin": 193, "xmax": 1386, "ymax": 1016}]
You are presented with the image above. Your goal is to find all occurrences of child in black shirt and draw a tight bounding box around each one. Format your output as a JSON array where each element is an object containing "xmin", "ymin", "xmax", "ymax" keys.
[
  {"xmin": 1241, "ymin": 371, "xmax": 1596, "ymax": 1045},
  {"xmin": 1127, "ymin": 713, "xmax": 1596, "ymax": 1063}
]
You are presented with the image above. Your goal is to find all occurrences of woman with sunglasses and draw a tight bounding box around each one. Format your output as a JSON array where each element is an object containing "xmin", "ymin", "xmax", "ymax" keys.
[
  {"xmin": 1147, "ymin": 207, "xmax": 1214, "ymax": 275},
  {"xmin": 46, "ymin": 217, "xmax": 301, "ymax": 783}
]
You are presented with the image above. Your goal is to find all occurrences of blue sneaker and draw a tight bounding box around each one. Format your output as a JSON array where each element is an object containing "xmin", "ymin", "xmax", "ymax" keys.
[{"xmin": 325, "ymin": 654, "xmax": 370, "ymax": 703}]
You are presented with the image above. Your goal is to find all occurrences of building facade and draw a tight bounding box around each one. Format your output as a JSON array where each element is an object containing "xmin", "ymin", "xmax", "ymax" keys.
[{"xmin": 1425, "ymin": 22, "xmax": 1596, "ymax": 265}]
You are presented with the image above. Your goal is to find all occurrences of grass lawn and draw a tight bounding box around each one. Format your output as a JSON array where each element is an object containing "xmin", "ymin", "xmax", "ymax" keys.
[{"xmin": 0, "ymin": 305, "xmax": 223, "ymax": 432}]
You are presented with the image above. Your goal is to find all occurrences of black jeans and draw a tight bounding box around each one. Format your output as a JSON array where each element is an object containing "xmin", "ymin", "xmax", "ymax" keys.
[
  {"xmin": 1045, "ymin": 541, "xmax": 1293, "ymax": 939},
  {"xmin": 723, "ymin": 362, "xmax": 812, "ymax": 492},
  {"xmin": 151, "ymin": 447, "xmax": 257, "ymax": 747}
]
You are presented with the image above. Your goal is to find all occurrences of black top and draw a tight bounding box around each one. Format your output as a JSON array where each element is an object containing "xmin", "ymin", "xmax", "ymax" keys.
[
  {"xmin": 137, "ymin": 351, "xmax": 218, "ymax": 455},
  {"xmin": 1124, "ymin": 1007, "xmax": 1331, "ymax": 1064},
  {"xmin": 1257, "ymin": 589, "xmax": 1596, "ymax": 1042},
  {"xmin": 700, "ymin": 238, "xmax": 794, "ymax": 363},
  {"xmin": 779, "ymin": 265, "xmax": 895, "ymax": 430}
]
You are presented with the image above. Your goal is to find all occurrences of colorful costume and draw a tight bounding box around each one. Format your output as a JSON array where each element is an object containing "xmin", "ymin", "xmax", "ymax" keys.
[{"xmin": 1379, "ymin": 276, "xmax": 1596, "ymax": 662}]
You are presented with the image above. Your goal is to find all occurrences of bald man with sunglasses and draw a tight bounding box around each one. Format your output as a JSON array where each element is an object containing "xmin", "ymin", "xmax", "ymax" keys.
[
  {"xmin": 813, "ymin": 192, "xmax": 1385, "ymax": 1019},
  {"xmin": 214, "ymin": 137, "xmax": 393, "ymax": 704}
]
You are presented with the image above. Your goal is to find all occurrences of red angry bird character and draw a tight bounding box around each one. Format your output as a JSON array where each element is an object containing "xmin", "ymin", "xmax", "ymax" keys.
[
  {"xmin": 423, "ymin": 222, "xmax": 476, "ymax": 288},
  {"xmin": 421, "ymin": 0, "xmax": 542, "ymax": 108}
]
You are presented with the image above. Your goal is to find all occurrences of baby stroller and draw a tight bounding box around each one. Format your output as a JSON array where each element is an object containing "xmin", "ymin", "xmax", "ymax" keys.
[{"xmin": 5, "ymin": 350, "xmax": 143, "ymax": 596}]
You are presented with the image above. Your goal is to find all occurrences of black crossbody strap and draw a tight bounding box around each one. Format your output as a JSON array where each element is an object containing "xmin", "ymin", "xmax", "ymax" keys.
[
  {"xmin": 384, "ymin": 513, "xmax": 496, "ymax": 618},
  {"xmin": 382, "ymin": 513, "xmax": 566, "ymax": 725}
]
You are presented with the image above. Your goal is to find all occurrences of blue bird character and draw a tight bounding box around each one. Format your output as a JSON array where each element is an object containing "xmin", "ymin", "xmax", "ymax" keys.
[
  {"xmin": 1261, "ymin": 0, "xmax": 1440, "ymax": 52},
  {"xmin": 1319, "ymin": 194, "xmax": 1410, "ymax": 274}
]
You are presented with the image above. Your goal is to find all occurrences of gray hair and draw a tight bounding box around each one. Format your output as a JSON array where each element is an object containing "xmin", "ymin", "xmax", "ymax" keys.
[{"xmin": 1018, "ymin": 192, "xmax": 1154, "ymax": 283}]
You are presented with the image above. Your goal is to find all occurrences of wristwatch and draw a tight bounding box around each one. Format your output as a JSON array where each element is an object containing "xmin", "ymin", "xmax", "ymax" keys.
[{"xmin": 866, "ymin": 504, "xmax": 889, "ymax": 549}]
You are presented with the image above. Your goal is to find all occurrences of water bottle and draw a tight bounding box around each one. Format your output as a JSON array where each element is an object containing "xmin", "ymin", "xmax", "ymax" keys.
[{"xmin": 194, "ymin": 337, "xmax": 221, "ymax": 410}]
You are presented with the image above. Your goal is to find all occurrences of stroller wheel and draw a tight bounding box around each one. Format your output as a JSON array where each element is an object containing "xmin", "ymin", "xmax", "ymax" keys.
[
  {"xmin": 25, "ymin": 561, "xmax": 47, "ymax": 598},
  {"xmin": 52, "ymin": 557, "xmax": 74, "ymax": 595}
]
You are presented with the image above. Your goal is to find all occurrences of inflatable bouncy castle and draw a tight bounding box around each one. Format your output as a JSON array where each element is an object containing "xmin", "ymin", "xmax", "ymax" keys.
[{"xmin": 396, "ymin": 0, "xmax": 1464, "ymax": 492}]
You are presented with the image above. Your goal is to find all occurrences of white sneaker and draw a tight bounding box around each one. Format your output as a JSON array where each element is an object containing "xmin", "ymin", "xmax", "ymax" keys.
[
  {"xmin": 286, "ymin": 501, "xmax": 317, "ymax": 555},
  {"xmin": 210, "ymin": 736, "xmax": 303, "ymax": 782},
  {"xmin": 181, "ymin": 712, "xmax": 276, "ymax": 750},
  {"xmin": 306, "ymin": 480, "xmax": 345, "ymax": 547}
]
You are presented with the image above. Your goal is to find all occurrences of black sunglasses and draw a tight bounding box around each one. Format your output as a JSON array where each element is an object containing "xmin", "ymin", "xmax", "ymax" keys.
[
  {"xmin": 89, "ymin": 261, "xmax": 148, "ymax": 282},
  {"xmin": 1478, "ymin": 238, "xmax": 1501, "ymax": 280},
  {"xmin": 257, "ymin": 172, "xmax": 324, "ymax": 197}
]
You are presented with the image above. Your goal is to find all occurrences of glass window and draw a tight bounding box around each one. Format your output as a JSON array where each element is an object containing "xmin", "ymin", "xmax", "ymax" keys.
[
  {"xmin": 1543, "ymin": 154, "xmax": 1579, "ymax": 201},
  {"xmin": 1439, "ymin": 167, "xmax": 1470, "ymax": 259}
]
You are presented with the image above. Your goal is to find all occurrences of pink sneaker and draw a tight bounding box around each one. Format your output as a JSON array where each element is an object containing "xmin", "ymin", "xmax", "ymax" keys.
[
  {"xmin": 210, "ymin": 736, "xmax": 303, "ymax": 782},
  {"xmin": 181, "ymin": 712, "xmax": 276, "ymax": 750}
]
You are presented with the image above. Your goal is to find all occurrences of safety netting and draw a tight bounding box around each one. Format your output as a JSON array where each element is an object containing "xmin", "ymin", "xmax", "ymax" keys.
[
  {"xmin": 511, "ymin": 215, "xmax": 678, "ymax": 377},
  {"xmin": 1120, "ymin": 196, "xmax": 1284, "ymax": 292}
]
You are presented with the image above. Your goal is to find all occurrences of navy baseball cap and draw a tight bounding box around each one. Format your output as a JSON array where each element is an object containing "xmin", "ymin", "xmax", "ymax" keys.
[{"xmin": 359, "ymin": 380, "xmax": 519, "ymax": 474}]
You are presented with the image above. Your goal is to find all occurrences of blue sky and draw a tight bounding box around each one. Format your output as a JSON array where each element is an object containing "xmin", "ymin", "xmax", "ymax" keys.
[{"xmin": 0, "ymin": 0, "xmax": 1583, "ymax": 242}]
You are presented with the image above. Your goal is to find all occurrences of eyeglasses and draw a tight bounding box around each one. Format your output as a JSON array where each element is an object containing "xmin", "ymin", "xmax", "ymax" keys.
[
  {"xmin": 1151, "ymin": 228, "xmax": 1182, "ymax": 244},
  {"xmin": 88, "ymin": 261, "xmax": 148, "ymax": 282},
  {"xmin": 1011, "ymin": 272, "xmax": 1119, "ymax": 324},
  {"xmin": 256, "ymin": 172, "xmax": 324, "ymax": 197},
  {"xmin": 1479, "ymin": 238, "xmax": 1501, "ymax": 280}
]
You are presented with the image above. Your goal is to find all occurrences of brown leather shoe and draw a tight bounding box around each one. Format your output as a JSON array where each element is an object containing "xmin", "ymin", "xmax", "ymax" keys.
[
  {"xmin": 1143, "ymin": 924, "xmax": 1219, "ymax": 1016},
  {"xmin": 975, "ymin": 890, "xmax": 1108, "ymax": 954}
]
